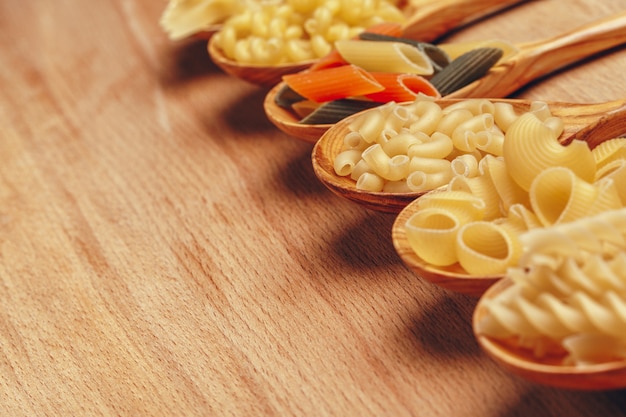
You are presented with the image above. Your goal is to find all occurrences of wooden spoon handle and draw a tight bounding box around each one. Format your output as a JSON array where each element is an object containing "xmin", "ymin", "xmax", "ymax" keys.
[
  {"xmin": 401, "ymin": 0, "xmax": 527, "ymax": 41},
  {"xmin": 516, "ymin": 10, "xmax": 626, "ymax": 83},
  {"xmin": 448, "ymin": 11, "xmax": 626, "ymax": 98}
]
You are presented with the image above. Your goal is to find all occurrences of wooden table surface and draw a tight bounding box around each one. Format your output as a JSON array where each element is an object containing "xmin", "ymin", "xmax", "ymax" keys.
[{"xmin": 3, "ymin": 0, "xmax": 626, "ymax": 415}]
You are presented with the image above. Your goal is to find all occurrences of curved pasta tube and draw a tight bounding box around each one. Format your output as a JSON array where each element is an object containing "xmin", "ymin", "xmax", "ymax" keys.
[
  {"xmin": 504, "ymin": 203, "xmax": 542, "ymax": 234},
  {"xmin": 384, "ymin": 105, "xmax": 412, "ymax": 133},
  {"xmin": 406, "ymin": 170, "xmax": 454, "ymax": 193},
  {"xmin": 436, "ymin": 108, "xmax": 473, "ymax": 137},
  {"xmin": 592, "ymin": 137, "xmax": 626, "ymax": 168},
  {"xmin": 503, "ymin": 113, "xmax": 596, "ymax": 191},
  {"xmin": 451, "ymin": 154, "xmax": 479, "ymax": 177},
  {"xmin": 334, "ymin": 149, "xmax": 363, "ymax": 176},
  {"xmin": 451, "ymin": 113, "xmax": 495, "ymax": 152},
  {"xmin": 480, "ymin": 155, "xmax": 529, "ymax": 211},
  {"xmin": 356, "ymin": 171, "xmax": 384, "ymax": 191},
  {"xmin": 596, "ymin": 159, "xmax": 626, "ymax": 204},
  {"xmin": 361, "ymin": 144, "xmax": 410, "ymax": 181},
  {"xmin": 473, "ymin": 129, "xmax": 504, "ymax": 156},
  {"xmin": 455, "ymin": 221, "xmax": 523, "ymax": 276},
  {"xmin": 350, "ymin": 159, "xmax": 371, "ymax": 181},
  {"xmin": 441, "ymin": 98, "xmax": 496, "ymax": 116},
  {"xmin": 407, "ymin": 99, "xmax": 444, "ymax": 135},
  {"xmin": 447, "ymin": 174, "xmax": 503, "ymax": 221},
  {"xmin": 405, "ymin": 207, "xmax": 463, "ymax": 266},
  {"xmin": 416, "ymin": 190, "xmax": 486, "ymax": 223},
  {"xmin": 406, "ymin": 132, "xmax": 453, "ymax": 159},
  {"xmin": 382, "ymin": 132, "xmax": 422, "ymax": 156},
  {"xmin": 493, "ymin": 102, "xmax": 520, "ymax": 132},
  {"xmin": 343, "ymin": 131, "xmax": 368, "ymax": 150},
  {"xmin": 529, "ymin": 166, "xmax": 599, "ymax": 226},
  {"xmin": 587, "ymin": 177, "xmax": 623, "ymax": 215},
  {"xmin": 349, "ymin": 106, "xmax": 388, "ymax": 143}
]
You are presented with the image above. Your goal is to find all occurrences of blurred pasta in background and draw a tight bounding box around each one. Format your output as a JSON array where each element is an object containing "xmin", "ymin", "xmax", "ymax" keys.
[
  {"xmin": 160, "ymin": 0, "xmax": 257, "ymax": 40},
  {"xmin": 211, "ymin": 0, "xmax": 408, "ymax": 65}
]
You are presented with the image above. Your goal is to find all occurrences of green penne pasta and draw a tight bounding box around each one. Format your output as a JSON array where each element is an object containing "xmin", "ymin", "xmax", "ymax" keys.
[
  {"xmin": 429, "ymin": 48, "xmax": 503, "ymax": 96},
  {"xmin": 299, "ymin": 99, "xmax": 380, "ymax": 125}
]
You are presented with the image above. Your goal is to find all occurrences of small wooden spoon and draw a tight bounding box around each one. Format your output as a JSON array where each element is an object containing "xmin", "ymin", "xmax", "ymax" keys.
[
  {"xmin": 391, "ymin": 196, "xmax": 501, "ymax": 296},
  {"xmin": 208, "ymin": 0, "xmax": 526, "ymax": 88},
  {"xmin": 312, "ymin": 97, "xmax": 626, "ymax": 215},
  {"xmin": 390, "ymin": 105, "xmax": 626, "ymax": 297},
  {"xmin": 473, "ymin": 278, "xmax": 626, "ymax": 390},
  {"xmin": 266, "ymin": 10, "xmax": 626, "ymax": 142}
]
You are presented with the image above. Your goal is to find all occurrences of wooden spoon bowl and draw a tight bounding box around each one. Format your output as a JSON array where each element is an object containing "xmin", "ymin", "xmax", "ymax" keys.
[
  {"xmin": 391, "ymin": 196, "xmax": 501, "ymax": 296},
  {"xmin": 208, "ymin": 0, "xmax": 526, "ymax": 87},
  {"xmin": 312, "ymin": 98, "xmax": 626, "ymax": 215},
  {"xmin": 473, "ymin": 278, "xmax": 626, "ymax": 390},
  {"xmin": 268, "ymin": 10, "xmax": 626, "ymax": 142}
]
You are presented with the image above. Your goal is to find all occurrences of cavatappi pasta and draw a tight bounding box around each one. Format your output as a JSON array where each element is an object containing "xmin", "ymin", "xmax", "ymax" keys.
[
  {"xmin": 476, "ymin": 208, "xmax": 626, "ymax": 365},
  {"xmin": 401, "ymin": 100, "xmax": 626, "ymax": 275},
  {"xmin": 213, "ymin": 0, "xmax": 406, "ymax": 65}
]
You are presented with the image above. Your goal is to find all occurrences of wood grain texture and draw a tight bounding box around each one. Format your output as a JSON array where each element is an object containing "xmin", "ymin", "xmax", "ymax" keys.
[{"xmin": 2, "ymin": 0, "xmax": 626, "ymax": 416}]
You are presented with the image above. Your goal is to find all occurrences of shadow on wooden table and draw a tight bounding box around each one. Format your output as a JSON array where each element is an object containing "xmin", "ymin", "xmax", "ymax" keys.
[
  {"xmin": 500, "ymin": 386, "xmax": 626, "ymax": 417},
  {"xmin": 159, "ymin": 39, "xmax": 223, "ymax": 85}
]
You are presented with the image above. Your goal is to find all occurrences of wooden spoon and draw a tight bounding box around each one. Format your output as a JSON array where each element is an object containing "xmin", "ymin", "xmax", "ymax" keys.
[
  {"xmin": 312, "ymin": 97, "xmax": 626, "ymax": 215},
  {"xmin": 266, "ymin": 10, "xmax": 626, "ymax": 142},
  {"xmin": 473, "ymin": 278, "xmax": 626, "ymax": 390},
  {"xmin": 208, "ymin": 0, "xmax": 527, "ymax": 88},
  {"xmin": 390, "ymin": 104, "xmax": 626, "ymax": 297},
  {"xmin": 391, "ymin": 195, "xmax": 501, "ymax": 296}
]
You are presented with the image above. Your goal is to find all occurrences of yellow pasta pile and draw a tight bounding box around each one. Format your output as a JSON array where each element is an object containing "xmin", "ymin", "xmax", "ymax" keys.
[
  {"xmin": 402, "ymin": 101, "xmax": 626, "ymax": 275},
  {"xmin": 160, "ymin": 0, "xmax": 253, "ymax": 40},
  {"xmin": 476, "ymin": 208, "xmax": 626, "ymax": 365},
  {"xmin": 334, "ymin": 96, "xmax": 557, "ymax": 194},
  {"xmin": 212, "ymin": 0, "xmax": 407, "ymax": 65}
]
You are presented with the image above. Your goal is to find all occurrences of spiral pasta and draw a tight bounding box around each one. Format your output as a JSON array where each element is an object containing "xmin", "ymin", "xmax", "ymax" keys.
[{"xmin": 476, "ymin": 208, "xmax": 626, "ymax": 365}]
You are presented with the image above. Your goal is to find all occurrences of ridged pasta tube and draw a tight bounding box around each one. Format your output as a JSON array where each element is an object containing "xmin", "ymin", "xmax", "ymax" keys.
[{"xmin": 503, "ymin": 113, "xmax": 596, "ymax": 191}]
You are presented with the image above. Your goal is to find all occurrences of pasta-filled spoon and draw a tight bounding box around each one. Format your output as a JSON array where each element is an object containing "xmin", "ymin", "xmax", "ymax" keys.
[
  {"xmin": 313, "ymin": 97, "xmax": 626, "ymax": 215},
  {"xmin": 390, "ymin": 104, "xmax": 626, "ymax": 297},
  {"xmin": 474, "ymin": 277, "xmax": 626, "ymax": 390},
  {"xmin": 265, "ymin": 10, "xmax": 626, "ymax": 142},
  {"xmin": 208, "ymin": 0, "xmax": 526, "ymax": 87}
]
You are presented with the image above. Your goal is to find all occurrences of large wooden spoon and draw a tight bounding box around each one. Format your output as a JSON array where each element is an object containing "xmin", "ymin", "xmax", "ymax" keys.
[
  {"xmin": 312, "ymin": 98, "xmax": 626, "ymax": 215},
  {"xmin": 208, "ymin": 0, "xmax": 527, "ymax": 87},
  {"xmin": 266, "ymin": 10, "xmax": 626, "ymax": 142},
  {"xmin": 390, "ymin": 104, "xmax": 626, "ymax": 297},
  {"xmin": 473, "ymin": 278, "xmax": 626, "ymax": 390}
]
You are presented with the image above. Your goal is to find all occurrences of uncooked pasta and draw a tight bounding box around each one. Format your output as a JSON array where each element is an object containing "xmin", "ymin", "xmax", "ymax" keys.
[{"xmin": 476, "ymin": 208, "xmax": 626, "ymax": 365}]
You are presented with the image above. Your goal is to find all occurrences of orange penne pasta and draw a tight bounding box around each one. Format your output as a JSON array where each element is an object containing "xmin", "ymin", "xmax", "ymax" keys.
[
  {"xmin": 309, "ymin": 49, "xmax": 348, "ymax": 71},
  {"xmin": 282, "ymin": 65, "xmax": 384, "ymax": 103},
  {"xmin": 365, "ymin": 73, "xmax": 441, "ymax": 102}
]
